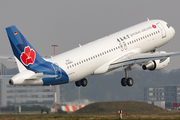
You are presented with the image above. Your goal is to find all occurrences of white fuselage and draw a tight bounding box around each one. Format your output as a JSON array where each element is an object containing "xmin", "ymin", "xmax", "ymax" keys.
[{"xmin": 48, "ymin": 20, "xmax": 175, "ymax": 83}]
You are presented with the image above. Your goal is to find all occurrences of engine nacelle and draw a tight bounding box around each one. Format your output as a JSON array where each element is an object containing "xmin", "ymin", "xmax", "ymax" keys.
[{"xmin": 142, "ymin": 57, "xmax": 170, "ymax": 71}]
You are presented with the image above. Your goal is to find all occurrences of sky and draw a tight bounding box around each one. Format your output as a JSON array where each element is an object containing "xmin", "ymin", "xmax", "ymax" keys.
[{"xmin": 0, "ymin": 0, "xmax": 180, "ymax": 72}]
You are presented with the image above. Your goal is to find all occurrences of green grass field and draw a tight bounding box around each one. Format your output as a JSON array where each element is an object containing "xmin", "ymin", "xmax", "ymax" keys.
[
  {"xmin": 1, "ymin": 113, "xmax": 180, "ymax": 120},
  {"xmin": 1, "ymin": 101, "xmax": 180, "ymax": 120}
]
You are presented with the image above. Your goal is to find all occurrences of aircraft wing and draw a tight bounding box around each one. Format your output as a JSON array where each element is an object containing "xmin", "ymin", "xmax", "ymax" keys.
[{"xmin": 109, "ymin": 52, "xmax": 180, "ymax": 69}]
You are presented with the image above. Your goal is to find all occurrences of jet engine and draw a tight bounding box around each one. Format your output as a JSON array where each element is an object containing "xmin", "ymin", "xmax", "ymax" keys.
[{"xmin": 142, "ymin": 51, "xmax": 170, "ymax": 71}]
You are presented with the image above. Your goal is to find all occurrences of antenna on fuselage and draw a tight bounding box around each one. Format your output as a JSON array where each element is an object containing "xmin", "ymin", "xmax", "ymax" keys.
[{"xmin": 147, "ymin": 18, "xmax": 150, "ymax": 21}]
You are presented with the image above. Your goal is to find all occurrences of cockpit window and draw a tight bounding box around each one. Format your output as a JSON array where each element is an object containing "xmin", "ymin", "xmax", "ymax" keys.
[{"xmin": 167, "ymin": 24, "xmax": 170, "ymax": 28}]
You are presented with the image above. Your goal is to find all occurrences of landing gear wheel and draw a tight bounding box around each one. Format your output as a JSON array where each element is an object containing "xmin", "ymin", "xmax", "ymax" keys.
[
  {"xmin": 81, "ymin": 79, "xmax": 88, "ymax": 87},
  {"xmin": 75, "ymin": 81, "xmax": 81, "ymax": 87},
  {"xmin": 127, "ymin": 77, "xmax": 133, "ymax": 86},
  {"xmin": 121, "ymin": 78, "xmax": 127, "ymax": 86}
]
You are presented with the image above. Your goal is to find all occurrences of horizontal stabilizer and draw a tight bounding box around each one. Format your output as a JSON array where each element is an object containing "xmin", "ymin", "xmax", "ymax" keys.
[
  {"xmin": 0, "ymin": 55, "xmax": 15, "ymax": 61},
  {"xmin": 0, "ymin": 75, "xmax": 14, "ymax": 79},
  {"xmin": 25, "ymin": 73, "xmax": 58, "ymax": 80},
  {"xmin": 0, "ymin": 55, "xmax": 54, "ymax": 62},
  {"xmin": 0, "ymin": 74, "xmax": 57, "ymax": 80}
]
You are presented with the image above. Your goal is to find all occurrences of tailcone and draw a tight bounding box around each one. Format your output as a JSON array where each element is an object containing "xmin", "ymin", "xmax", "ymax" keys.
[{"xmin": 9, "ymin": 79, "xmax": 14, "ymax": 85}]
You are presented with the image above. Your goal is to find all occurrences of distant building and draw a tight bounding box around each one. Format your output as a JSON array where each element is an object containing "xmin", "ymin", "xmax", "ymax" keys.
[
  {"xmin": 0, "ymin": 63, "xmax": 62, "ymax": 107},
  {"xmin": 144, "ymin": 85, "xmax": 180, "ymax": 109}
]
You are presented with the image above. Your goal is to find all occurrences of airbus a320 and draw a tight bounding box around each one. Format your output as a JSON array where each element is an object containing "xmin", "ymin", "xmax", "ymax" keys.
[{"xmin": 1, "ymin": 19, "xmax": 179, "ymax": 87}]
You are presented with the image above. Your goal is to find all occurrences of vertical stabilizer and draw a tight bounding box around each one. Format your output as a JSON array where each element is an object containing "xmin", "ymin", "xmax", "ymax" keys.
[{"xmin": 6, "ymin": 25, "xmax": 46, "ymax": 72}]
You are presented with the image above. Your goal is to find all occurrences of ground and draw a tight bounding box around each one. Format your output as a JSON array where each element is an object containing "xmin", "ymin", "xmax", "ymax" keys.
[{"xmin": 1, "ymin": 101, "xmax": 180, "ymax": 120}]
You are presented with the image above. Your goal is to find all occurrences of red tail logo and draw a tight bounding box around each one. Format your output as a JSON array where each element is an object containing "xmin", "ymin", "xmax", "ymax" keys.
[{"xmin": 20, "ymin": 46, "xmax": 35, "ymax": 66}]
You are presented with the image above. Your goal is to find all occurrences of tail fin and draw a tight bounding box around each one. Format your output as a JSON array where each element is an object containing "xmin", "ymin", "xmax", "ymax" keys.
[{"xmin": 6, "ymin": 25, "xmax": 46, "ymax": 72}]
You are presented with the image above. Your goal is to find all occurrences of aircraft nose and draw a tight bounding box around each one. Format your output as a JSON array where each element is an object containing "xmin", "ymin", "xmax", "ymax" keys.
[{"xmin": 9, "ymin": 79, "xmax": 14, "ymax": 85}]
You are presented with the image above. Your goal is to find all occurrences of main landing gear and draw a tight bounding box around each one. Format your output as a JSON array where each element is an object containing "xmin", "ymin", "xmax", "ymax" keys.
[
  {"xmin": 121, "ymin": 66, "xmax": 134, "ymax": 87},
  {"xmin": 75, "ymin": 78, "xmax": 88, "ymax": 87}
]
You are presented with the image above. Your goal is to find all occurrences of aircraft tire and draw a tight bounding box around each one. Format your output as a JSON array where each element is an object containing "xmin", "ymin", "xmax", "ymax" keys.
[
  {"xmin": 121, "ymin": 78, "xmax": 127, "ymax": 86},
  {"xmin": 75, "ymin": 81, "xmax": 81, "ymax": 87},
  {"xmin": 81, "ymin": 78, "xmax": 88, "ymax": 87},
  {"xmin": 127, "ymin": 77, "xmax": 133, "ymax": 86}
]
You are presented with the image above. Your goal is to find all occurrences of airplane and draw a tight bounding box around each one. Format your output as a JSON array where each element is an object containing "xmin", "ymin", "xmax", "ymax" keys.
[{"xmin": 1, "ymin": 19, "xmax": 180, "ymax": 87}]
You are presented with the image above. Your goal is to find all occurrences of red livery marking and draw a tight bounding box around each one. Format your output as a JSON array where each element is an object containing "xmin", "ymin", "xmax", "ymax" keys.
[
  {"xmin": 20, "ymin": 46, "xmax": 35, "ymax": 66},
  {"xmin": 152, "ymin": 25, "xmax": 156, "ymax": 28}
]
